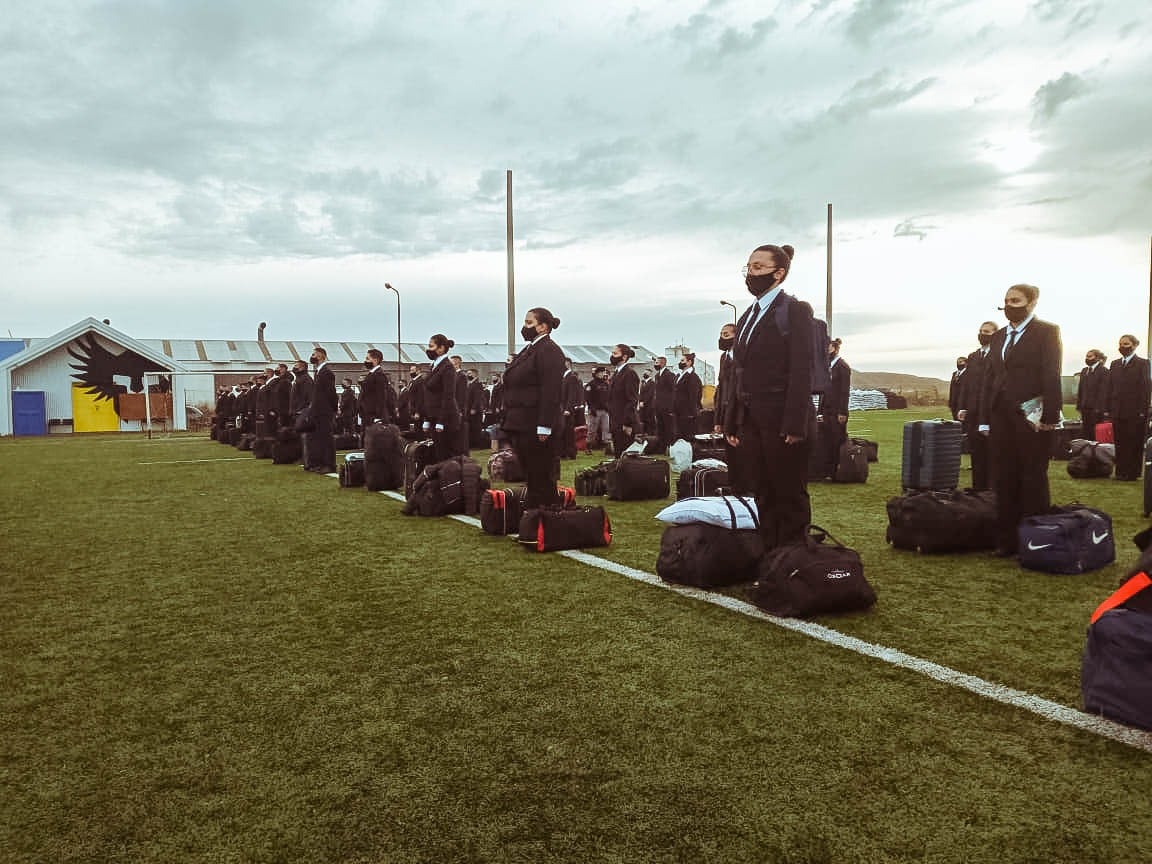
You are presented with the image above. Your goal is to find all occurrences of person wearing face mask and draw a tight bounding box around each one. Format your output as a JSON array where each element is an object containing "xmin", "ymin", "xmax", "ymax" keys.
[
  {"xmin": 502, "ymin": 308, "xmax": 566, "ymax": 507},
  {"xmin": 607, "ymin": 344, "xmax": 640, "ymax": 454},
  {"xmin": 421, "ymin": 335, "xmax": 464, "ymax": 461},
  {"xmin": 560, "ymin": 357, "xmax": 585, "ymax": 459},
  {"xmin": 673, "ymin": 352, "xmax": 702, "ymax": 443},
  {"xmin": 650, "ymin": 355, "xmax": 677, "ymax": 454},
  {"xmin": 398, "ymin": 364, "xmax": 424, "ymax": 431},
  {"xmin": 305, "ymin": 346, "xmax": 339, "ymax": 474},
  {"xmin": 1106, "ymin": 335, "xmax": 1151, "ymax": 481},
  {"xmin": 712, "ymin": 322, "xmax": 749, "ymax": 492},
  {"xmin": 584, "ymin": 367, "xmax": 611, "ymax": 451},
  {"xmin": 638, "ymin": 369, "xmax": 655, "ymax": 437},
  {"xmin": 360, "ymin": 349, "xmax": 393, "ymax": 426},
  {"xmin": 956, "ymin": 321, "xmax": 999, "ymax": 491},
  {"xmin": 977, "ymin": 284, "xmax": 1062, "ymax": 556},
  {"xmin": 948, "ymin": 357, "xmax": 968, "ymax": 421},
  {"xmin": 465, "ymin": 369, "xmax": 488, "ymax": 449},
  {"xmin": 1075, "ymin": 349, "xmax": 1109, "ymax": 441},
  {"xmin": 725, "ymin": 243, "xmax": 815, "ymax": 549},
  {"xmin": 814, "ymin": 338, "xmax": 851, "ymax": 480}
]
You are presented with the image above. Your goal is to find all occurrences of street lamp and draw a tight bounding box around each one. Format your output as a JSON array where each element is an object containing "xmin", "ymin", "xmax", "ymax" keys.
[
  {"xmin": 385, "ymin": 282, "xmax": 401, "ymax": 393},
  {"xmin": 720, "ymin": 300, "xmax": 737, "ymax": 324}
]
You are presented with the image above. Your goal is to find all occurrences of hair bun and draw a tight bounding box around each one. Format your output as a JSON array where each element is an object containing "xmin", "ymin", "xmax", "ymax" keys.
[
  {"xmin": 781, "ymin": 244, "xmax": 795, "ymax": 260},
  {"xmin": 549, "ymin": 316, "xmax": 561, "ymax": 330},
  {"xmin": 446, "ymin": 338, "xmax": 455, "ymax": 349}
]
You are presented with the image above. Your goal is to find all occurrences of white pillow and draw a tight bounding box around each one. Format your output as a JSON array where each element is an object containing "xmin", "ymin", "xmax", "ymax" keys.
[
  {"xmin": 655, "ymin": 495, "xmax": 759, "ymax": 530},
  {"xmin": 668, "ymin": 438, "xmax": 693, "ymax": 472},
  {"xmin": 690, "ymin": 458, "xmax": 727, "ymax": 470}
]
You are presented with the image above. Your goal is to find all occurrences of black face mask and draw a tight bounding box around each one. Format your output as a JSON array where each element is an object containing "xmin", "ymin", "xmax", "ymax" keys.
[
  {"xmin": 1003, "ymin": 305, "xmax": 1028, "ymax": 325},
  {"xmin": 309, "ymin": 355, "xmax": 319, "ymax": 365},
  {"xmin": 956, "ymin": 363, "xmax": 965, "ymax": 371},
  {"xmin": 678, "ymin": 362, "xmax": 687, "ymax": 370},
  {"xmin": 409, "ymin": 372, "xmax": 418, "ymax": 380},
  {"xmin": 1084, "ymin": 357, "xmax": 1094, "ymax": 366},
  {"xmin": 521, "ymin": 326, "xmax": 537, "ymax": 342},
  {"xmin": 1120, "ymin": 346, "xmax": 1134, "ymax": 357},
  {"xmin": 363, "ymin": 361, "xmax": 373, "ymax": 369},
  {"xmin": 609, "ymin": 356, "xmax": 622, "ymax": 366},
  {"xmin": 746, "ymin": 273, "xmax": 778, "ymax": 297},
  {"xmin": 718, "ymin": 337, "xmax": 735, "ymax": 350},
  {"xmin": 466, "ymin": 375, "xmax": 475, "ymax": 382},
  {"xmin": 425, "ymin": 349, "xmax": 438, "ymax": 361},
  {"xmin": 977, "ymin": 332, "xmax": 992, "ymax": 346}
]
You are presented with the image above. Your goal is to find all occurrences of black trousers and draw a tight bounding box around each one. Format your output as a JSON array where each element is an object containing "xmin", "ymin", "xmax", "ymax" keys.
[
  {"xmin": 964, "ymin": 421, "xmax": 991, "ymax": 491},
  {"xmin": 610, "ymin": 421, "xmax": 635, "ymax": 455},
  {"xmin": 736, "ymin": 399, "xmax": 812, "ymax": 549},
  {"xmin": 311, "ymin": 414, "xmax": 337, "ymax": 471},
  {"xmin": 654, "ymin": 411, "xmax": 675, "ymax": 451},
  {"xmin": 1080, "ymin": 409, "xmax": 1102, "ymax": 441},
  {"xmin": 989, "ymin": 404, "xmax": 1051, "ymax": 552},
  {"xmin": 508, "ymin": 430, "xmax": 560, "ymax": 509},
  {"xmin": 815, "ymin": 417, "xmax": 847, "ymax": 478},
  {"xmin": 559, "ymin": 412, "xmax": 578, "ymax": 459},
  {"xmin": 675, "ymin": 413, "xmax": 698, "ymax": 443},
  {"xmin": 724, "ymin": 439, "xmax": 752, "ymax": 496},
  {"xmin": 1114, "ymin": 417, "xmax": 1145, "ymax": 479}
]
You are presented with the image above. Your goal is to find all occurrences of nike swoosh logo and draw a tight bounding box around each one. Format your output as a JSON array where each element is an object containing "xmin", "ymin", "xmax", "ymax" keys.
[
  {"xmin": 1027, "ymin": 542, "xmax": 1052, "ymax": 551},
  {"xmin": 1092, "ymin": 531, "xmax": 1110, "ymax": 544}
]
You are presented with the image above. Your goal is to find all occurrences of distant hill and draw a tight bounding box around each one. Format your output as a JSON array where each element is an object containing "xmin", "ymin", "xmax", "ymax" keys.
[{"xmin": 851, "ymin": 370, "xmax": 1079, "ymax": 405}]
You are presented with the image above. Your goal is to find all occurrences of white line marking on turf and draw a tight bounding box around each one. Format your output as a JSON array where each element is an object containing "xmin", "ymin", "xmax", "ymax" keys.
[
  {"xmin": 139, "ymin": 457, "xmax": 254, "ymax": 464},
  {"xmin": 368, "ymin": 480, "xmax": 1152, "ymax": 752}
]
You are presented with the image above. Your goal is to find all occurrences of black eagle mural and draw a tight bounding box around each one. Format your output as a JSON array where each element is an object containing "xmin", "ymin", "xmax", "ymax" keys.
[{"xmin": 68, "ymin": 333, "xmax": 168, "ymax": 411}]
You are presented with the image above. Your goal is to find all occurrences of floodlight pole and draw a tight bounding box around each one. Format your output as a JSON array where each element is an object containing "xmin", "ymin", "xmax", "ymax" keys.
[
  {"xmin": 826, "ymin": 203, "xmax": 833, "ymax": 334},
  {"xmin": 386, "ymin": 282, "xmax": 401, "ymax": 391},
  {"xmin": 720, "ymin": 300, "xmax": 737, "ymax": 324},
  {"xmin": 506, "ymin": 169, "xmax": 516, "ymax": 358}
]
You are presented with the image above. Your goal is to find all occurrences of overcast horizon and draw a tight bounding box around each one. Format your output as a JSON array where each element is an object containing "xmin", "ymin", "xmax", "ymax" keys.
[{"xmin": 2, "ymin": 0, "xmax": 1150, "ymax": 378}]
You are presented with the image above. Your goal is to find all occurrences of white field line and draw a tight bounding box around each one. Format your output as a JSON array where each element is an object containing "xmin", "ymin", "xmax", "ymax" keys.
[
  {"xmin": 368, "ymin": 486, "xmax": 1152, "ymax": 753},
  {"xmin": 139, "ymin": 457, "xmax": 254, "ymax": 464}
]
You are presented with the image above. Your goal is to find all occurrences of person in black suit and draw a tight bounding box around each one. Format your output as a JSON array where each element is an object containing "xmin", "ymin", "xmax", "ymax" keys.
[
  {"xmin": 956, "ymin": 321, "xmax": 999, "ymax": 491},
  {"xmin": 448, "ymin": 355, "xmax": 471, "ymax": 455},
  {"xmin": 948, "ymin": 357, "xmax": 967, "ymax": 420},
  {"xmin": 360, "ymin": 349, "xmax": 393, "ymax": 426},
  {"xmin": 307, "ymin": 346, "xmax": 339, "ymax": 473},
  {"xmin": 977, "ymin": 284, "xmax": 1062, "ymax": 556},
  {"xmin": 815, "ymin": 338, "xmax": 851, "ymax": 479},
  {"xmin": 673, "ymin": 352, "xmax": 703, "ymax": 442},
  {"xmin": 421, "ymin": 335, "xmax": 464, "ymax": 461},
  {"xmin": 638, "ymin": 371, "xmax": 655, "ymax": 435},
  {"xmin": 559, "ymin": 358, "xmax": 584, "ymax": 459},
  {"xmin": 271, "ymin": 363, "xmax": 292, "ymax": 429},
  {"xmin": 651, "ymin": 356, "xmax": 676, "ymax": 453},
  {"xmin": 1075, "ymin": 348, "xmax": 1108, "ymax": 441},
  {"xmin": 607, "ymin": 344, "xmax": 640, "ymax": 454},
  {"xmin": 1107, "ymin": 334, "xmax": 1151, "ymax": 480},
  {"xmin": 502, "ymin": 308, "xmax": 566, "ymax": 508},
  {"xmin": 584, "ymin": 368, "xmax": 610, "ymax": 450},
  {"xmin": 465, "ymin": 369, "xmax": 488, "ymax": 448},
  {"xmin": 397, "ymin": 365, "xmax": 423, "ymax": 430},
  {"xmin": 725, "ymin": 243, "xmax": 814, "ymax": 549},
  {"xmin": 713, "ymin": 322, "xmax": 750, "ymax": 494}
]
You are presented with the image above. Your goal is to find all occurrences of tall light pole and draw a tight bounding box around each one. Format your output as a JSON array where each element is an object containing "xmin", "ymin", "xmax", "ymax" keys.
[
  {"xmin": 720, "ymin": 300, "xmax": 737, "ymax": 324},
  {"xmin": 385, "ymin": 282, "xmax": 401, "ymax": 392}
]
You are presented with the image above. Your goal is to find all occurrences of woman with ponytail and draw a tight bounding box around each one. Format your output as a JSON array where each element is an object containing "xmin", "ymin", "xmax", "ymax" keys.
[{"xmin": 421, "ymin": 333, "xmax": 465, "ymax": 461}]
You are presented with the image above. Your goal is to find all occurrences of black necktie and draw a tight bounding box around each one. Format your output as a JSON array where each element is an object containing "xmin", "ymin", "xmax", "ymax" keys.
[
  {"xmin": 1004, "ymin": 329, "xmax": 1018, "ymax": 358},
  {"xmin": 738, "ymin": 303, "xmax": 765, "ymax": 347}
]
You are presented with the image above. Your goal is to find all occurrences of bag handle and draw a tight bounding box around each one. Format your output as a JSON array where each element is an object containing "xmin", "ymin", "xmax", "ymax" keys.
[
  {"xmin": 730, "ymin": 495, "xmax": 760, "ymax": 530},
  {"xmin": 807, "ymin": 523, "xmax": 848, "ymax": 549},
  {"xmin": 1090, "ymin": 572, "xmax": 1152, "ymax": 624}
]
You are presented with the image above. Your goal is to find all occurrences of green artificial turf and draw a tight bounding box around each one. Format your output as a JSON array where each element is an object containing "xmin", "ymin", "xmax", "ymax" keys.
[{"xmin": 2, "ymin": 415, "xmax": 1151, "ymax": 864}]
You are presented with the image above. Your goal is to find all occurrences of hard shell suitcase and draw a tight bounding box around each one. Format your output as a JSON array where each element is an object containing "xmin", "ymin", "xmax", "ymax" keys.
[
  {"xmin": 339, "ymin": 451, "xmax": 366, "ymax": 488},
  {"xmin": 1017, "ymin": 505, "xmax": 1115, "ymax": 574},
  {"xmin": 901, "ymin": 419, "xmax": 962, "ymax": 491},
  {"xmin": 745, "ymin": 525, "xmax": 875, "ymax": 618},
  {"xmin": 675, "ymin": 465, "xmax": 729, "ymax": 500},
  {"xmin": 605, "ymin": 455, "xmax": 670, "ymax": 501},
  {"xmin": 403, "ymin": 440, "xmax": 436, "ymax": 499},
  {"xmin": 517, "ymin": 506, "xmax": 612, "ymax": 552}
]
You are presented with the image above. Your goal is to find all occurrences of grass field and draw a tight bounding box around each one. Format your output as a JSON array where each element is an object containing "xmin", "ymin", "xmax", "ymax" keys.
[{"xmin": 3, "ymin": 409, "xmax": 1152, "ymax": 863}]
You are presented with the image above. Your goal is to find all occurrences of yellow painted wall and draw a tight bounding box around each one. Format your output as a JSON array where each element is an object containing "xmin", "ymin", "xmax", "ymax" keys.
[{"xmin": 71, "ymin": 384, "xmax": 121, "ymax": 432}]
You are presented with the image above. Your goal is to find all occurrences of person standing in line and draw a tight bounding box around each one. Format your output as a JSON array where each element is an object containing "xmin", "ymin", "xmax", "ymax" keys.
[
  {"xmin": 956, "ymin": 321, "xmax": 999, "ymax": 491},
  {"xmin": 673, "ymin": 352, "xmax": 703, "ymax": 443},
  {"xmin": 638, "ymin": 370, "xmax": 655, "ymax": 435},
  {"xmin": 421, "ymin": 335, "xmax": 464, "ymax": 461},
  {"xmin": 338, "ymin": 378, "xmax": 359, "ymax": 437},
  {"xmin": 607, "ymin": 344, "xmax": 640, "ymax": 454},
  {"xmin": 360, "ymin": 349, "xmax": 392, "ymax": 426},
  {"xmin": 1107, "ymin": 334, "xmax": 1151, "ymax": 481},
  {"xmin": 651, "ymin": 355, "xmax": 676, "ymax": 453},
  {"xmin": 815, "ymin": 338, "xmax": 851, "ymax": 479},
  {"xmin": 502, "ymin": 308, "xmax": 566, "ymax": 508},
  {"xmin": 713, "ymin": 322, "xmax": 750, "ymax": 493},
  {"xmin": 949, "ymin": 357, "xmax": 967, "ymax": 420},
  {"xmin": 725, "ymin": 243, "xmax": 814, "ymax": 549},
  {"xmin": 977, "ymin": 284, "xmax": 1062, "ymax": 556},
  {"xmin": 584, "ymin": 367, "xmax": 611, "ymax": 451},
  {"xmin": 449, "ymin": 355, "xmax": 471, "ymax": 455},
  {"xmin": 307, "ymin": 346, "xmax": 339, "ymax": 474},
  {"xmin": 560, "ymin": 357, "xmax": 584, "ymax": 460},
  {"xmin": 466, "ymin": 369, "xmax": 488, "ymax": 448},
  {"xmin": 1075, "ymin": 348, "xmax": 1108, "ymax": 441}
]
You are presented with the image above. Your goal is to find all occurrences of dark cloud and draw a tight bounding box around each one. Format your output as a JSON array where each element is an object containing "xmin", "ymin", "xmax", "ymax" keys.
[{"xmin": 792, "ymin": 69, "xmax": 936, "ymax": 137}]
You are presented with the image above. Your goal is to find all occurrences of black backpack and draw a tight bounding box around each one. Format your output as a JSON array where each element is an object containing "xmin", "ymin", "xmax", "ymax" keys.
[
  {"xmin": 772, "ymin": 292, "xmax": 832, "ymax": 395},
  {"xmin": 833, "ymin": 440, "xmax": 869, "ymax": 483},
  {"xmin": 402, "ymin": 456, "xmax": 484, "ymax": 517},
  {"xmin": 746, "ymin": 525, "xmax": 875, "ymax": 617}
]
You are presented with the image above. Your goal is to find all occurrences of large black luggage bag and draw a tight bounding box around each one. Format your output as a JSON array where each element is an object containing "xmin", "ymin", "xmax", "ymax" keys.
[
  {"xmin": 272, "ymin": 429, "xmax": 302, "ymax": 464},
  {"xmin": 1050, "ymin": 420, "xmax": 1084, "ymax": 460},
  {"xmin": 403, "ymin": 456, "xmax": 485, "ymax": 516},
  {"xmin": 1082, "ymin": 571, "xmax": 1152, "ymax": 730},
  {"xmin": 574, "ymin": 462, "xmax": 612, "ymax": 497},
  {"xmin": 363, "ymin": 423, "xmax": 403, "ymax": 491},
  {"xmin": 481, "ymin": 486, "xmax": 576, "ymax": 535},
  {"xmin": 675, "ymin": 465, "xmax": 729, "ymax": 500},
  {"xmin": 517, "ymin": 506, "xmax": 612, "ymax": 552},
  {"xmin": 901, "ymin": 420, "xmax": 962, "ymax": 491},
  {"xmin": 402, "ymin": 439, "xmax": 436, "ymax": 499},
  {"xmin": 334, "ymin": 432, "xmax": 360, "ymax": 450},
  {"xmin": 745, "ymin": 525, "xmax": 876, "ymax": 618},
  {"xmin": 605, "ymin": 455, "xmax": 670, "ymax": 501},
  {"xmin": 656, "ymin": 496, "xmax": 762, "ymax": 587},
  {"xmin": 252, "ymin": 437, "xmax": 274, "ymax": 459},
  {"xmin": 1143, "ymin": 436, "xmax": 1152, "ymax": 517},
  {"xmin": 885, "ymin": 489, "xmax": 997, "ymax": 554},
  {"xmin": 339, "ymin": 451, "xmax": 366, "ymax": 487},
  {"xmin": 1017, "ymin": 505, "xmax": 1115, "ymax": 574},
  {"xmin": 834, "ymin": 440, "xmax": 869, "ymax": 483}
]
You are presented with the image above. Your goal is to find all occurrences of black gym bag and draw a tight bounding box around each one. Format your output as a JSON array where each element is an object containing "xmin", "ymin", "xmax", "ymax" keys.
[
  {"xmin": 746, "ymin": 525, "xmax": 875, "ymax": 618},
  {"xmin": 1082, "ymin": 571, "xmax": 1152, "ymax": 730},
  {"xmin": 885, "ymin": 489, "xmax": 997, "ymax": 554},
  {"xmin": 517, "ymin": 506, "xmax": 612, "ymax": 553},
  {"xmin": 656, "ymin": 496, "xmax": 763, "ymax": 588},
  {"xmin": 605, "ymin": 454, "xmax": 670, "ymax": 501}
]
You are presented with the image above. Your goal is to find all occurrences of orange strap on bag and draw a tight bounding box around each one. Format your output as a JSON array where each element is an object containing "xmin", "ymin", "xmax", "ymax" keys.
[{"xmin": 1090, "ymin": 572, "xmax": 1152, "ymax": 624}]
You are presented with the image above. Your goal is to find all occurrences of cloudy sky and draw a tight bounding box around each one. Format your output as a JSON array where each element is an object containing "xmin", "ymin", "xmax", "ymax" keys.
[{"xmin": 1, "ymin": 0, "xmax": 1149, "ymax": 376}]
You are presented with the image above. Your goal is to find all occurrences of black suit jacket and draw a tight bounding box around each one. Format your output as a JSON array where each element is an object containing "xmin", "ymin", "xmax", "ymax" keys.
[
  {"xmin": 714, "ymin": 351, "xmax": 736, "ymax": 431},
  {"xmin": 730, "ymin": 292, "xmax": 814, "ymax": 439},
  {"xmin": 673, "ymin": 369, "xmax": 702, "ymax": 417},
  {"xmin": 819, "ymin": 358, "xmax": 851, "ymax": 418},
  {"xmin": 289, "ymin": 371, "xmax": 313, "ymax": 417},
  {"xmin": 422, "ymin": 359, "xmax": 461, "ymax": 427},
  {"xmin": 956, "ymin": 348, "xmax": 991, "ymax": 421},
  {"xmin": 652, "ymin": 367, "xmax": 676, "ymax": 412},
  {"xmin": 467, "ymin": 379, "xmax": 488, "ymax": 416},
  {"xmin": 310, "ymin": 365, "xmax": 338, "ymax": 419},
  {"xmin": 978, "ymin": 320, "xmax": 1062, "ymax": 427},
  {"xmin": 501, "ymin": 335, "xmax": 565, "ymax": 433},
  {"xmin": 359, "ymin": 366, "xmax": 390, "ymax": 424},
  {"xmin": 1107, "ymin": 356, "xmax": 1151, "ymax": 419},
  {"xmin": 607, "ymin": 364, "xmax": 640, "ymax": 427},
  {"xmin": 1076, "ymin": 363, "xmax": 1109, "ymax": 414},
  {"xmin": 562, "ymin": 371, "xmax": 585, "ymax": 412},
  {"xmin": 948, "ymin": 369, "xmax": 965, "ymax": 418}
]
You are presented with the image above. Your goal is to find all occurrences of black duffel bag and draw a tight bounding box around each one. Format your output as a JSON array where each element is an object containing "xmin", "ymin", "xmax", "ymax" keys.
[
  {"xmin": 518, "ymin": 506, "xmax": 612, "ymax": 553},
  {"xmin": 605, "ymin": 454, "xmax": 670, "ymax": 501},
  {"xmin": 745, "ymin": 525, "xmax": 875, "ymax": 618},
  {"xmin": 1082, "ymin": 570, "xmax": 1152, "ymax": 730},
  {"xmin": 657, "ymin": 497, "xmax": 763, "ymax": 588},
  {"xmin": 885, "ymin": 489, "xmax": 997, "ymax": 554}
]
